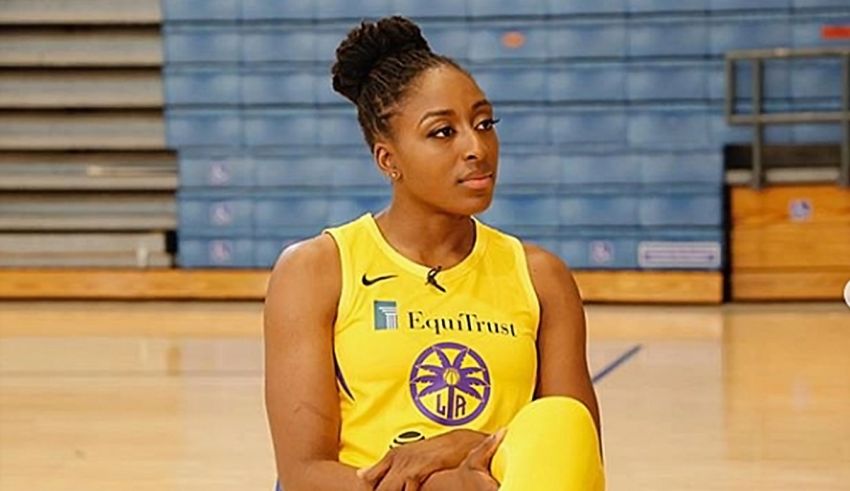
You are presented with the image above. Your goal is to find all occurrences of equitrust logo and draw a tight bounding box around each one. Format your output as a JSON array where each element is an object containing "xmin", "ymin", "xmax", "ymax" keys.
[
  {"xmin": 373, "ymin": 300, "xmax": 398, "ymax": 330},
  {"xmin": 373, "ymin": 301, "xmax": 518, "ymax": 338}
]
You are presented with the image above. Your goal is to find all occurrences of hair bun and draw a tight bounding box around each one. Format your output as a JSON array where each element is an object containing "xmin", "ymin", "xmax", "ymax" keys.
[{"xmin": 332, "ymin": 15, "xmax": 431, "ymax": 103}]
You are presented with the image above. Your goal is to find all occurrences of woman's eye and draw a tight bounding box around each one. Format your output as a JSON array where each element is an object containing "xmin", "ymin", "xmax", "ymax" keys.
[
  {"xmin": 431, "ymin": 126, "xmax": 455, "ymax": 138},
  {"xmin": 477, "ymin": 118, "xmax": 501, "ymax": 131}
]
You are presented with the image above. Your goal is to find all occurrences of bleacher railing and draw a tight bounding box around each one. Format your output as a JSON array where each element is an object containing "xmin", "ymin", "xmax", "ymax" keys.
[{"xmin": 725, "ymin": 46, "xmax": 850, "ymax": 188}]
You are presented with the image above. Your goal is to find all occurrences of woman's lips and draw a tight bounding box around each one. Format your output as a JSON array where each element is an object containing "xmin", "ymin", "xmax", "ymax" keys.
[{"xmin": 459, "ymin": 174, "xmax": 494, "ymax": 190}]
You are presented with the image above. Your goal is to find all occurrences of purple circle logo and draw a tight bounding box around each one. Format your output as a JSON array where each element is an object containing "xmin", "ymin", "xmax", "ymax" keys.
[{"xmin": 409, "ymin": 342, "xmax": 490, "ymax": 426}]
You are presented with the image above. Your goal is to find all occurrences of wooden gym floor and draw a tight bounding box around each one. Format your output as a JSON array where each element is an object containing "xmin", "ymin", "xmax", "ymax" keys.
[{"xmin": 1, "ymin": 301, "xmax": 848, "ymax": 490}]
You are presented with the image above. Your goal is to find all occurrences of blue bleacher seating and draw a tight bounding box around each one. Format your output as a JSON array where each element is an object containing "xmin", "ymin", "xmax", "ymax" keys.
[
  {"xmin": 709, "ymin": 14, "xmax": 792, "ymax": 55},
  {"xmin": 790, "ymin": 59, "xmax": 843, "ymax": 101},
  {"xmin": 639, "ymin": 189, "xmax": 722, "ymax": 226},
  {"xmin": 328, "ymin": 194, "xmax": 391, "ymax": 225},
  {"xmin": 161, "ymin": 0, "xmax": 240, "ymax": 22},
  {"xmin": 243, "ymin": 109, "xmax": 320, "ymax": 147},
  {"xmin": 710, "ymin": 0, "xmax": 790, "ymax": 10},
  {"xmin": 315, "ymin": 67, "xmax": 345, "ymax": 105},
  {"xmin": 314, "ymin": 24, "xmax": 357, "ymax": 63},
  {"xmin": 549, "ymin": 108, "xmax": 627, "ymax": 147},
  {"xmin": 254, "ymin": 237, "xmax": 304, "ymax": 268},
  {"xmin": 792, "ymin": 0, "xmax": 850, "ymax": 9},
  {"xmin": 548, "ymin": 63, "xmax": 627, "ymax": 102},
  {"xmin": 627, "ymin": 61, "xmax": 709, "ymax": 101},
  {"xmin": 394, "ymin": 0, "xmax": 468, "ymax": 18},
  {"xmin": 635, "ymin": 151, "xmax": 724, "ymax": 185},
  {"xmin": 558, "ymin": 234, "xmax": 639, "ymax": 270},
  {"xmin": 519, "ymin": 235, "xmax": 560, "ymax": 255},
  {"xmin": 178, "ymin": 190, "xmax": 253, "ymax": 236},
  {"xmin": 480, "ymin": 194, "xmax": 559, "ymax": 228},
  {"xmin": 497, "ymin": 153, "xmax": 560, "ymax": 187},
  {"xmin": 627, "ymin": 106, "xmax": 713, "ymax": 150},
  {"xmin": 241, "ymin": 0, "xmax": 315, "ymax": 20},
  {"xmin": 559, "ymin": 193, "xmax": 640, "ymax": 226},
  {"xmin": 793, "ymin": 13, "xmax": 850, "ymax": 48},
  {"xmin": 319, "ymin": 108, "xmax": 367, "ymax": 147},
  {"xmin": 254, "ymin": 193, "xmax": 330, "ymax": 230},
  {"xmin": 164, "ymin": 67, "xmax": 240, "ymax": 106},
  {"xmin": 253, "ymin": 154, "xmax": 334, "ymax": 188},
  {"xmin": 467, "ymin": 0, "xmax": 546, "ymax": 17},
  {"xmin": 241, "ymin": 68, "xmax": 316, "ymax": 106},
  {"xmin": 159, "ymin": 3, "xmax": 755, "ymax": 273},
  {"xmin": 242, "ymin": 27, "xmax": 316, "ymax": 63},
  {"xmin": 792, "ymin": 123, "xmax": 844, "ymax": 143},
  {"xmin": 547, "ymin": 0, "xmax": 625, "ymax": 15},
  {"xmin": 163, "ymin": 25, "xmax": 241, "ymax": 64},
  {"xmin": 628, "ymin": 16, "xmax": 709, "ymax": 57},
  {"xmin": 707, "ymin": 59, "xmax": 792, "ymax": 102},
  {"xmin": 473, "ymin": 65, "xmax": 547, "ymax": 103},
  {"xmin": 549, "ymin": 19, "xmax": 627, "ymax": 59},
  {"xmin": 493, "ymin": 107, "xmax": 549, "ymax": 146},
  {"xmin": 179, "ymin": 237, "xmax": 254, "ymax": 268},
  {"xmin": 316, "ymin": 0, "xmax": 395, "ymax": 20},
  {"xmin": 628, "ymin": 0, "xmax": 708, "ymax": 13},
  {"xmin": 420, "ymin": 23, "xmax": 470, "ymax": 60},
  {"xmin": 166, "ymin": 109, "xmax": 242, "ymax": 148},
  {"xmin": 469, "ymin": 22, "xmax": 549, "ymax": 62},
  {"xmin": 710, "ymin": 116, "xmax": 794, "ymax": 145},
  {"xmin": 179, "ymin": 151, "xmax": 253, "ymax": 188},
  {"xmin": 330, "ymin": 155, "xmax": 387, "ymax": 188},
  {"xmin": 561, "ymin": 153, "xmax": 638, "ymax": 186}
]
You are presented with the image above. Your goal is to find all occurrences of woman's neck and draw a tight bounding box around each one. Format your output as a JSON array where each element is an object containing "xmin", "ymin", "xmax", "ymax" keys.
[{"xmin": 374, "ymin": 199, "xmax": 475, "ymax": 270}]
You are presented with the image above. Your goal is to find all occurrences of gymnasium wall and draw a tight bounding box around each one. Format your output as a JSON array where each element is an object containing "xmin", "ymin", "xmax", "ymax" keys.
[
  {"xmin": 1, "ymin": 0, "xmax": 849, "ymax": 302},
  {"xmin": 159, "ymin": 0, "xmax": 848, "ymax": 277}
]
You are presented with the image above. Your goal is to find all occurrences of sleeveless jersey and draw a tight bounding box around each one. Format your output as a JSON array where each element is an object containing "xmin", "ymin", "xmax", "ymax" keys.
[{"xmin": 324, "ymin": 213, "xmax": 540, "ymax": 468}]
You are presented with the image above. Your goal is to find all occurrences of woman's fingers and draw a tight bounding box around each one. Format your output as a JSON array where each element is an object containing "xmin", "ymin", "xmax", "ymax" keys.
[
  {"xmin": 358, "ymin": 455, "xmax": 393, "ymax": 485},
  {"xmin": 373, "ymin": 467, "xmax": 411, "ymax": 491},
  {"xmin": 404, "ymin": 478, "xmax": 420, "ymax": 491},
  {"xmin": 465, "ymin": 428, "xmax": 506, "ymax": 470}
]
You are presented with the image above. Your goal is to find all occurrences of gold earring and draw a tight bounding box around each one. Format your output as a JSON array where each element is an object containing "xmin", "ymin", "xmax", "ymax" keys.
[{"xmin": 390, "ymin": 171, "xmax": 400, "ymax": 180}]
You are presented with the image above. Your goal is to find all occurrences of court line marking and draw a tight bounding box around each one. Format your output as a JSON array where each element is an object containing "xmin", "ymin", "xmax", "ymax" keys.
[{"xmin": 592, "ymin": 344, "xmax": 642, "ymax": 384}]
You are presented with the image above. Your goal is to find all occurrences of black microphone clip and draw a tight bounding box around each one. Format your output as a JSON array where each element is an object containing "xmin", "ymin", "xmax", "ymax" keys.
[{"xmin": 426, "ymin": 265, "xmax": 446, "ymax": 293}]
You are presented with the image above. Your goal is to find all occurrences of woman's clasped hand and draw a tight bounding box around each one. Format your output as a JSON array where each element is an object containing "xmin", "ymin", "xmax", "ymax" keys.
[{"xmin": 356, "ymin": 429, "xmax": 507, "ymax": 491}]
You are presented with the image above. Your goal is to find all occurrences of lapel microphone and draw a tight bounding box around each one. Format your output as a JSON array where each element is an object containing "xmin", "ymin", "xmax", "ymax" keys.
[{"xmin": 426, "ymin": 265, "xmax": 446, "ymax": 293}]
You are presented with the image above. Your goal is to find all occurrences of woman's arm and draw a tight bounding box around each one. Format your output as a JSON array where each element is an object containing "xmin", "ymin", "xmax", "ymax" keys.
[
  {"xmin": 523, "ymin": 243, "xmax": 602, "ymax": 443},
  {"xmin": 264, "ymin": 234, "xmax": 370, "ymax": 491}
]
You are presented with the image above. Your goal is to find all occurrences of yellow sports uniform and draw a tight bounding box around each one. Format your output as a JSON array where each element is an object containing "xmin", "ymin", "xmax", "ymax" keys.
[
  {"xmin": 325, "ymin": 213, "xmax": 540, "ymax": 468},
  {"xmin": 324, "ymin": 213, "xmax": 605, "ymax": 490}
]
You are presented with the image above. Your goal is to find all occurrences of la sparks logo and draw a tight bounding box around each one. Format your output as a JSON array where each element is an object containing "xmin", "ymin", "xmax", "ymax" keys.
[{"xmin": 408, "ymin": 342, "xmax": 491, "ymax": 426}]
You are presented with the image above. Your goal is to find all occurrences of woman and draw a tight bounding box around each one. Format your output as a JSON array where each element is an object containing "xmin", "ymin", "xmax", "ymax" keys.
[{"xmin": 264, "ymin": 15, "xmax": 604, "ymax": 491}]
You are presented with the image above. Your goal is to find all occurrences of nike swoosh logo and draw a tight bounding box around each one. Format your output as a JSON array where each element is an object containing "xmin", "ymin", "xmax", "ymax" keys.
[{"xmin": 362, "ymin": 273, "xmax": 397, "ymax": 286}]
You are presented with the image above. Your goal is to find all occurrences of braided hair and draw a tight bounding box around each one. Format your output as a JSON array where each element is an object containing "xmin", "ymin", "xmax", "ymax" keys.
[{"xmin": 331, "ymin": 15, "xmax": 468, "ymax": 150}]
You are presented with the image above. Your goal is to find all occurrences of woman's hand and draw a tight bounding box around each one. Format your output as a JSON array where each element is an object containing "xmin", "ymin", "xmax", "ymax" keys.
[
  {"xmin": 455, "ymin": 428, "xmax": 505, "ymax": 491},
  {"xmin": 357, "ymin": 429, "xmax": 489, "ymax": 491},
  {"xmin": 420, "ymin": 428, "xmax": 506, "ymax": 491}
]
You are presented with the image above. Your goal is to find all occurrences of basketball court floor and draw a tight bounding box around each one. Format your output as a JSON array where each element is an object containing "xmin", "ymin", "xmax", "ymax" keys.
[{"xmin": 1, "ymin": 301, "xmax": 848, "ymax": 490}]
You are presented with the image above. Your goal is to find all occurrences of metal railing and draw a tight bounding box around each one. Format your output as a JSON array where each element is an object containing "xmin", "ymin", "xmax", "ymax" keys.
[{"xmin": 725, "ymin": 46, "xmax": 850, "ymax": 189}]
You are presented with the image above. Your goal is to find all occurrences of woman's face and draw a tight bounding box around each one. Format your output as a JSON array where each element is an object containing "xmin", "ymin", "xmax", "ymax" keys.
[{"xmin": 377, "ymin": 65, "xmax": 500, "ymax": 217}]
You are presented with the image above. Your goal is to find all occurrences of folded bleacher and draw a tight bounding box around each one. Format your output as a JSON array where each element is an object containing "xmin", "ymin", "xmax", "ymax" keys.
[{"xmin": 0, "ymin": 0, "xmax": 177, "ymax": 268}]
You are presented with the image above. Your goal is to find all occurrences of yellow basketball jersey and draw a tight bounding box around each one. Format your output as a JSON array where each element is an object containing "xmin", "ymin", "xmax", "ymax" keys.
[{"xmin": 324, "ymin": 213, "xmax": 540, "ymax": 468}]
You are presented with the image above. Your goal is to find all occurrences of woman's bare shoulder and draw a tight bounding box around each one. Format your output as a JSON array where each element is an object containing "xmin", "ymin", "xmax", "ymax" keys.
[
  {"xmin": 520, "ymin": 241, "xmax": 582, "ymax": 305},
  {"xmin": 266, "ymin": 233, "xmax": 341, "ymax": 313}
]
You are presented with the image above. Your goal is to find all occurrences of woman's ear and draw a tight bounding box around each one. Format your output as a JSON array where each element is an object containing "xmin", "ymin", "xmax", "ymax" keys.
[{"xmin": 373, "ymin": 142, "xmax": 401, "ymax": 181}]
